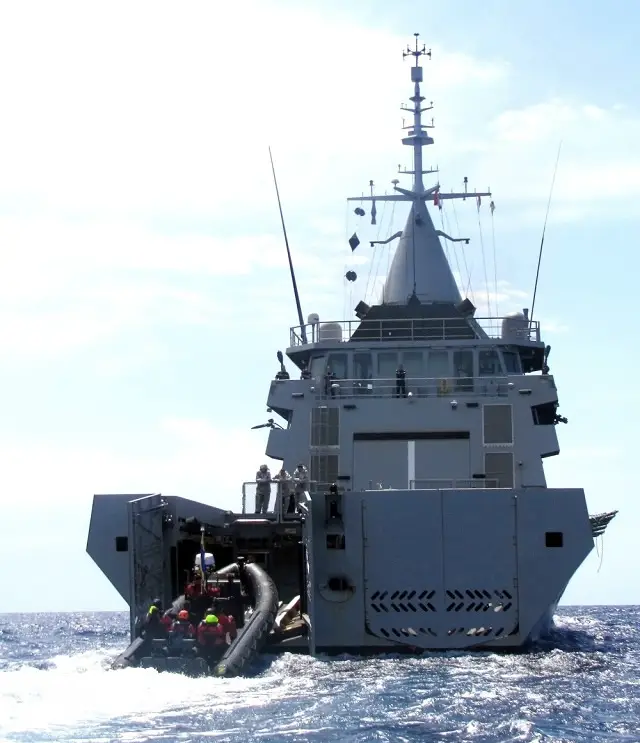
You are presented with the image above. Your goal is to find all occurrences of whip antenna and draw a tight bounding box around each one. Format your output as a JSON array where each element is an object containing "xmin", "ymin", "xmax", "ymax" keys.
[
  {"xmin": 269, "ymin": 147, "xmax": 307, "ymax": 344},
  {"xmin": 530, "ymin": 141, "xmax": 562, "ymax": 323}
]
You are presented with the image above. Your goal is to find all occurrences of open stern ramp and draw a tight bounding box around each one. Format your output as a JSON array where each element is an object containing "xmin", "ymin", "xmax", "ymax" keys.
[
  {"xmin": 363, "ymin": 489, "xmax": 518, "ymax": 648},
  {"xmin": 128, "ymin": 494, "xmax": 168, "ymax": 638}
]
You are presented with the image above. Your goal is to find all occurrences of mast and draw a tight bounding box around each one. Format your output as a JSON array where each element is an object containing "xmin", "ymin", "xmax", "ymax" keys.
[{"xmin": 347, "ymin": 33, "xmax": 491, "ymax": 305}]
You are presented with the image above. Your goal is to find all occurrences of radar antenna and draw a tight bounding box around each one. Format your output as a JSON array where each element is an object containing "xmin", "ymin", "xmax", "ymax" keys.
[
  {"xmin": 269, "ymin": 147, "xmax": 307, "ymax": 344},
  {"xmin": 346, "ymin": 33, "xmax": 492, "ymax": 305}
]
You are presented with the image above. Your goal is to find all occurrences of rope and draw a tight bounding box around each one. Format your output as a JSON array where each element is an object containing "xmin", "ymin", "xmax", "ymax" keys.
[
  {"xmin": 476, "ymin": 207, "xmax": 491, "ymax": 318},
  {"xmin": 364, "ymin": 197, "xmax": 389, "ymax": 304},
  {"xmin": 451, "ymin": 198, "xmax": 475, "ymax": 305},
  {"xmin": 386, "ymin": 202, "xmax": 397, "ymax": 275},
  {"xmin": 491, "ymin": 209, "xmax": 499, "ymax": 317},
  {"xmin": 440, "ymin": 203, "xmax": 464, "ymax": 295}
]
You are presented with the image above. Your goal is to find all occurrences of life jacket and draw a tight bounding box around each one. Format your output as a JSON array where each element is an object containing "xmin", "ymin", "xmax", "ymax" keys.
[
  {"xmin": 159, "ymin": 614, "xmax": 173, "ymax": 631},
  {"xmin": 170, "ymin": 619, "xmax": 194, "ymax": 637},
  {"xmin": 217, "ymin": 612, "xmax": 237, "ymax": 640},
  {"xmin": 197, "ymin": 621, "xmax": 225, "ymax": 646},
  {"xmin": 185, "ymin": 582, "xmax": 220, "ymax": 599}
]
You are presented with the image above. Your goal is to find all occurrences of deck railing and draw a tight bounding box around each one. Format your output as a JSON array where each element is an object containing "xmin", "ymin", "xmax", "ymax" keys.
[
  {"xmin": 289, "ymin": 316, "xmax": 540, "ymax": 347},
  {"xmin": 315, "ymin": 375, "xmax": 511, "ymax": 399},
  {"xmin": 410, "ymin": 478, "xmax": 500, "ymax": 490},
  {"xmin": 239, "ymin": 478, "xmax": 504, "ymax": 517},
  {"xmin": 240, "ymin": 480, "xmax": 320, "ymax": 520}
]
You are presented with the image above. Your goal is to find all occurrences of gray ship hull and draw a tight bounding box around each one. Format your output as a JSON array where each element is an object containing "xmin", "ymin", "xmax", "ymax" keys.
[{"xmin": 303, "ymin": 486, "xmax": 592, "ymax": 653}]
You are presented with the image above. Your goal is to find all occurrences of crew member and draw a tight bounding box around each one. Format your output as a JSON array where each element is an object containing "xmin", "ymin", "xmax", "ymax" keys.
[
  {"xmin": 395, "ymin": 364, "xmax": 407, "ymax": 398},
  {"xmin": 170, "ymin": 609, "xmax": 195, "ymax": 638},
  {"xmin": 274, "ymin": 467, "xmax": 292, "ymax": 517},
  {"xmin": 291, "ymin": 463, "xmax": 309, "ymax": 513},
  {"xmin": 141, "ymin": 603, "xmax": 166, "ymax": 639},
  {"xmin": 255, "ymin": 464, "xmax": 272, "ymax": 514},
  {"xmin": 216, "ymin": 605, "xmax": 237, "ymax": 643},
  {"xmin": 196, "ymin": 613, "xmax": 225, "ymax": 653}
]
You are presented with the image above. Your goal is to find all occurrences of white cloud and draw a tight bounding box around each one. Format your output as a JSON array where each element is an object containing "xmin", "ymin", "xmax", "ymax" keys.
[{"xmin": 0, "ymin": 418, "xmax": 269, "ymax": 515}]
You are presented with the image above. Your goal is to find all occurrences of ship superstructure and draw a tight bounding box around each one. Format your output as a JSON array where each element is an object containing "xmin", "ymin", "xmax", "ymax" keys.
[{"xmin": 87, "ymin": 35, "xmax": 616, "ymax": 660}]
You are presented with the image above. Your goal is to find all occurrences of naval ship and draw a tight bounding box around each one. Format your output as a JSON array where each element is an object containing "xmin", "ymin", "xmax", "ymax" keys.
[{"xmin": 87, "ymin": 35, "xmax": 617, "ymax": 675}]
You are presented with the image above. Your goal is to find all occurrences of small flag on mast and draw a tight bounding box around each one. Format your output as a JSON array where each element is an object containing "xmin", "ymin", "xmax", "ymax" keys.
[
  {"xmin": 476, "ymin": 194, "xmax": 482, "ymax": 211},
  {"xmin": 200, "ymin": 526, "xmax": 207, "ymax": 591},
  {"xmin": 371, "ymin": 200, "xmax": 377, "ymax": 225}
]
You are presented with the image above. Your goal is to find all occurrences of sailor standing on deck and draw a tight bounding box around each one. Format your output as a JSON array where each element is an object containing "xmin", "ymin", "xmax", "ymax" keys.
[
  {"xmin": 395, "ymin": 364, "xmax": 407, "ymax": 398},
  {"xmin": 291, "ymin": 463, "xmax": 309, "ymax": 513},
  {"xmin": 255, "ymin": 464, "xmax": 272, "ymax": 514},
  {"xmin": 274, "ymin": 467, "xmax": 292, "ymax": 517}
]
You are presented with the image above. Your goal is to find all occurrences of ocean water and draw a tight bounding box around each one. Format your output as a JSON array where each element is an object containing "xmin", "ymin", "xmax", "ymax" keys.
[{"xmin": 0, "ymin": 607, "xmax": 638, "ymax": 743}]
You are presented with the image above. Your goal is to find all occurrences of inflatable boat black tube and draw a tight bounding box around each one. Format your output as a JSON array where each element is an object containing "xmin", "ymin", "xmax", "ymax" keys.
[
  {"xmin": 213, "ymin": 561, "xmax": 279, "ymax": 678},
  {"xmin": 112, "ymin": 562, "xmax": 241, "ymax": 671}
]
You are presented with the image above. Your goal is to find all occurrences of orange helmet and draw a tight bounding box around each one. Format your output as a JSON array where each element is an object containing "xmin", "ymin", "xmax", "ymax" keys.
[{"xmin": 177, "ymin": 609, "xmax": 189, "ymax": 620}]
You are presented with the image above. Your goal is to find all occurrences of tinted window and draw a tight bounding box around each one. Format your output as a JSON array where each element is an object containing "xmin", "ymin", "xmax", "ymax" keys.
[
  {"xmin": 327, "ymin": 353, "xmax": 348, "ymax": 379},
  {"xmin": 453, "ymin": 350, "xmax": 474, "ymax": 377},
  {"xmin": 426, "ymin": 350, "xmax": 449, "ymax": 378},
  {"xmin": 402, "ymin": 351, "xmax": 423, "ymax": 378},
  {"xmin": 479, "ymin": 349, "xmax": 503, "ymax": 376},
  {"xmin": 502, "ymin": 350, "xmax": 521, "ymax": 374},
  {"xmin": 377, "ymin": 352, "xmax": 398, "ymax": 378}
]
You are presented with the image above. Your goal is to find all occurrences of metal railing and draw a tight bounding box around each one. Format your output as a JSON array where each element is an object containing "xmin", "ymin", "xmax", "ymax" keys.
[
  {"xmin": 240, "ymin": 480, "xmax": 318, "ymax": 521},
  {"xmin": 316, "ymin": 375, "xmax": 511, "ymax": 399},
  {"xmin": 410, "ymin": 478, "xmax": 500, "ymax": 489},
  {"xmin": 290, "ymin": 317, "xmax": 540, "ymax": 347}
]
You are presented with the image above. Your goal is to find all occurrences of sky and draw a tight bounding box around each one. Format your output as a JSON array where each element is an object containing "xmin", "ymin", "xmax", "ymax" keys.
[{"xmin": 0, "ymin": 0, "xmax": 637, "ymax": 611}]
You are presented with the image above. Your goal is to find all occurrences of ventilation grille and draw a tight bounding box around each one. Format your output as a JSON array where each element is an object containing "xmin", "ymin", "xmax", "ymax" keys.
[
  {"xmin": 377, "ymin": 626, "xmax": 437, "ymax": 640},
  {"xmin": 369, "ymin": 589, "xmax": 437, "ymax": 614},
  {"xmin": 445, "ymin": 588, "xmax": 514, "ymax": 613}
]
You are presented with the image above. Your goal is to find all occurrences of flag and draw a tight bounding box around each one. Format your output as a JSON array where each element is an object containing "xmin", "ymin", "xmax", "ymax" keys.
[
  {"xmin": 371, "ymin": 199, "xmax": 377, "ymax": 225},
  {"xmin": 200, "ymin": 526, "xmax": 207, "ymax": 591},
  {"xmin": 476, "ymin": 194, "xmax": 482, "ymax": 211},
  {"xmin": 433, "ymin": 191, "xmax": 439, "ymax": 207},
  {"xmin": 490, "ymin": 200, "xmax": 495, "ymax": 215},
  {"xmin": 349, "ymin": 233, "xmax": 360, "ymax": 251}
]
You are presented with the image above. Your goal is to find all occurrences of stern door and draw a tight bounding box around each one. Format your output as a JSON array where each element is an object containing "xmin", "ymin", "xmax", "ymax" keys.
[
  {"xmin": 363, "ymin": 489, "xmax": 518, "ymax": 649},
  {"xmin": 127, "ymin": 494, "xmax": 167, "ymax": 637}
]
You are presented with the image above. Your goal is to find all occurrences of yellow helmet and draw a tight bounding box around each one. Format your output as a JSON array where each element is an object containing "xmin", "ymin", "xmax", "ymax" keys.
[
  {"xmin": 205, "ymin": 614, "xmax": 219, "ymax": 624},
  {"xmin": 148, "ymin": 605, "xmax": 158, "ymax": 614}
]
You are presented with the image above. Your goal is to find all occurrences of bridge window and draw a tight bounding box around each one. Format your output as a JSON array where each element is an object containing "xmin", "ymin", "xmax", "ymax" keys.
[
  {"xmin": 484, "ymin": 452, "xmax": 514, "ymax": 488},
  {"xmin": 426, "ymin": 350, "xmax": 449, "ymax": 378},
  {"xmin": 453, "ymin": 349, "xmax": 474, "ymax": 378},
  {"xmin": 327, "ymin": 353, "xmax": 348, "ymax": 380},
  {"xmin": 479, "ymin": 349, "xmax": 503, "ymax": 376},
  {"xmin": 115, "ymin": 536, "xmax": 128, "ymax": 552},
  {"xmin": 354, "ymin": 352, "xmax": 373, "ymax": 381},
  {"xmin": 402, "ymin": 351, "xmax": 423, "ymax": 378},
  {"xmin": 378, "ymin": 351, "xmax": 398, "ymax": 378},
  {"xmin": 502, "ymin": 349, "xmax": 521, "ymax": 375},
  {"xmin": 309, "ymin": 356, "xmax": 326, "ymax": 377},
  {"xmin": 311, "ymin": 407, "xmax": 340, "ymax": 447},
  {"xmin": 483, "ymin": 404, "xmax": 513, "ymax": 445}
]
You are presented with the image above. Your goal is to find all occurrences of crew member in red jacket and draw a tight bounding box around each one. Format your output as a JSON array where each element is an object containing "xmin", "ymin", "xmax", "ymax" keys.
[
  {"xmin": 170, "ymin": 609, "xmax": 195, "ymax": 638},
  {"xmin": 196, "ymin": 613, "xmax": 225, "ymax": 653},
  {"xmin": 215, "ymin": 606, "xmax": 237, "ymax": 643}
]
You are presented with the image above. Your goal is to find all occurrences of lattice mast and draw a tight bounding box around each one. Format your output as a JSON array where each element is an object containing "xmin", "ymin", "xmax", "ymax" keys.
[{"xmin": 347, "ymin": 33, "xmax": 491, "ymax": 305}]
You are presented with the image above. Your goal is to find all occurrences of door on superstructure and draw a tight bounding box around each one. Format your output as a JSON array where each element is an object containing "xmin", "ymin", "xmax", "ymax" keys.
[
  {"xmin": 412, "ymin": 436, "xmax": 471, "ymax": 489},
  {"xmin": 352, "ymin": 437, "xmax": 409, "ymax": 490},
  {"xmin": 128, "ymin": 494, "xmax": 167, "ymax": 637}
]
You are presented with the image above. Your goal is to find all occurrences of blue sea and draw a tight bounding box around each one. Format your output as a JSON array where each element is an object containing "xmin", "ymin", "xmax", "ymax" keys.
[{"xmin": 0, "ymin": 607, "xmax": 638, "ymax": 743}]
